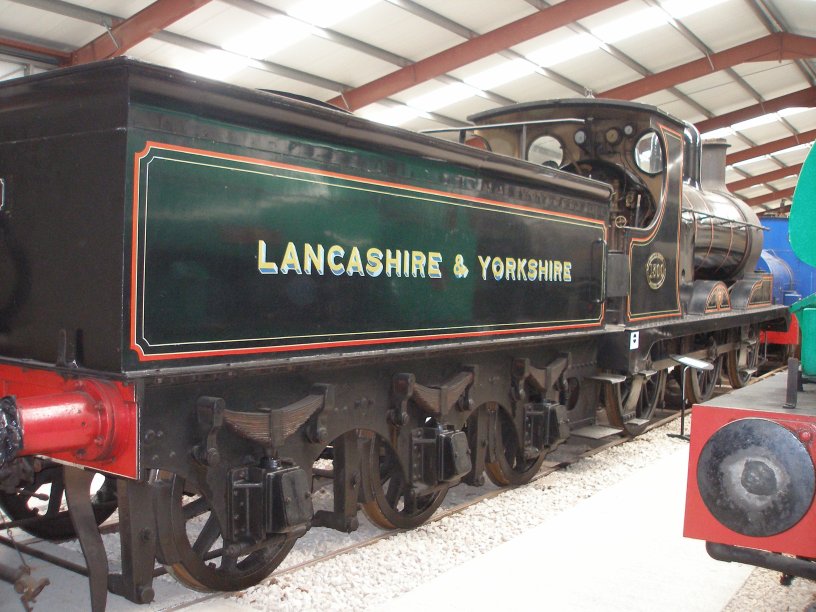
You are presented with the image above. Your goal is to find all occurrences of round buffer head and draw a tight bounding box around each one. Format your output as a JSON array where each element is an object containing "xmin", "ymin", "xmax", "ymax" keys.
[{"xmin": 697, "ymin": 418, "xmax": 816, "ymax": 537}]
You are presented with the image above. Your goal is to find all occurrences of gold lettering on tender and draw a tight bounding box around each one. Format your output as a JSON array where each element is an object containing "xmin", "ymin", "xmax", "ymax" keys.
[
  {"xmin": 478, "ymin": 255, "xmax": 491, "ymax": 280},
  {"xmin": 328, "ymin": 245, "xmax": 345, "ymax": 276},
  {"xmin": 304, "ymin": 243, "xmax": 324, "ymax": 275},
  {"xmin": 505, "ymin": 258, "xmax": 516, "ymax": 281},
  {"xmin": 517, "ymin": 259, "xmax": 527, "ymax": 281},
  {"xmin": 564, "ymin": 262, "xmax": 572, "ymax": 282},
  {"xmin": 492, "ymin": 257, "xmax": 504, "ymax": 281},
  {"xmin": 385, "ymin": 249, "xmax": 402, "ymax": 277},
  {"xmin": 553, "ymin": 260, "xmax": 563, "ymax": 281},
  {"xmin": 257, "ymin": 240, "xmax": 278, "ymax": 274},
  {"xmin": 347, "ymin": 246, "xmax": 364, "ymax": 276},
  {"xmin": 527, "ymin": 259, "xmax": 537, "ymax": 281},
  {"xmin": 428, "ymin": 252, "xmax": 442, "ymax": 278},
  {"xmin": 366, "ymin": 248, "xmax": 384, "ymax": 277},
  {"xmin": 538, "ymin": 260, "xmax": 548, "ymax": 281},
  {"xmin": 411, "ymin": 251, "xmax": 427, "ymax": 278},
  {"xmin": 280, "ymin": 241, "xmax": 302, "ymax": 275}
]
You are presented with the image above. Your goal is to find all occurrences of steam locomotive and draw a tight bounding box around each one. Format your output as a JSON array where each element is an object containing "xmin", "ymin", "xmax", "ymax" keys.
[{"xmin": 0, "ymin": 59, "xmax": 788, "ymax": 608}]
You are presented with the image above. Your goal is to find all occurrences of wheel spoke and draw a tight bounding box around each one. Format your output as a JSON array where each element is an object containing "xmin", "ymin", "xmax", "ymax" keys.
[
  {"xmin": 192, "ymin": 513, "xmax": 221, "ymax": 557},
  {"xmin": 385, "ymin": 477, "xmax": 402, "ymax": 507},
  {"xmin": 154, "ymin": 472, "xmax": 295, "ymax": 592},
  {"xmin": 686, "ymin": 354, "xmax": 723, "ymax": 403},
  {"xmin": 183, "ymin": 496, "xmax": 210, "ymax": 521},
  {"xmin": 0, "ymin": 463, "xmax": 117, "ymax": 541},
  {"xmin": 727, "ymin": 326, "xmax": 760, "ymax": 389},
  {"xmin": 603, "ymin": 371, "xmax": 666, "ymax": 436},
  {"xmin": 485, "ymin": 408, "xmax": 545, "ymax": 486},
  {"xmin": 361, "ymin": 434, "xmax": 448, "ymax": 530}
]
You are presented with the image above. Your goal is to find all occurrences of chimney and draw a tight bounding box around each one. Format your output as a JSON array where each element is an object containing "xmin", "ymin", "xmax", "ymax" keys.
[{"xmin": 701, "ymin": 138, "xmax": 730, "ymax": 191}]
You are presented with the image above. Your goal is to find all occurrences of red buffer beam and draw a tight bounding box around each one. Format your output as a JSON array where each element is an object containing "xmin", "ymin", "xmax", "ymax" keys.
[
  {"xmin": 327, "ymin": 0, "xmax": 627, "ymax": 111},
  {"xmin": 0, "ymin": 365, "xmax": 138, "ymax": 478},
  {"xmin": 600, "ymin": 34, "xmax": 816, "ymax": 101}
]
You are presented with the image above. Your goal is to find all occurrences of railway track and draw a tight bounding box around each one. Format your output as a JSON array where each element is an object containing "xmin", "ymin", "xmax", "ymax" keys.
[{"xmin": 0, "ymin": 368, "xmax": 785, "ymax": 610}]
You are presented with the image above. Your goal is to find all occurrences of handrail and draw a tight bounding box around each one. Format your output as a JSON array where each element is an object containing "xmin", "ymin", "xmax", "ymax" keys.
[
  {"xmin": 681, "ymin": 208, "xmax": 768, "ymax": 231},
  {"xmin": 421, "ymin": 117, "xmax": 586, "ymax": 135}
]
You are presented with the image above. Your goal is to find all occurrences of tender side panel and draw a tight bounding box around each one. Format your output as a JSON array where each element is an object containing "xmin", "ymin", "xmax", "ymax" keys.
[
  {"xmin": 125, "ymin": 127, "xmax": 607, "ymax": 367},
  {"xmin": 0, "ymin": 74, "xmax": 129, "ymax": 372}
]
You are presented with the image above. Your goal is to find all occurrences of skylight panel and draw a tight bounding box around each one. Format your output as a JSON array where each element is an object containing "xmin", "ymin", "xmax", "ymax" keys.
[
  {"xmin": 174, "ymin": 50, "xmax": 247, "ymax": 81},
  {"xmin": 701, "ymin": 127, "xmax": 735, "ymax": 139},
  {"xmin": 732, "ymin": 113, "xmax": 783, "ymax": 131},
  {"xmin": 591, "ymin": 7, "xmax": 667, "ymax": 44},
  {"xmin": 778, "ymin": 107, "xmax": 810, "ymax": 118},
  {"xmin": 526, "ymin": 33, "xmax": 601, "ymax": 67},
  {"xmin": 465, "ymin": 58, "xmax": 538, "ymax": 90},
  {"xmin": 223, "ymin": 16, "xmax": 312, "ymax": 60},
  {"xmin": 732, "ymin": 155, "xmax": 769, "ymax": 168},
  {"xmin": 773, "ymin": 142, "xmax": 812, "ymax": 157},
  {"xmin": 408, "ymin": 82, "xmax": 481, "ymax": 113},
  {"xmin": 661, "ymin": 0, "xmax": 730, "ymax": 19},
  {"xmin": 704, "ymin": 108, "xmax": 811, "ymax": 140},
  {"xmin": 288, "ymin": 0, "xmax": 380, "ymax": 29}
]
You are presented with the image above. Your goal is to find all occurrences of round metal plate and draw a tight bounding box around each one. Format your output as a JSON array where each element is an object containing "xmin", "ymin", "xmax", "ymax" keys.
[{"xmin": 697, "ymin": 418, "xmax": 815, "ymax": 537}]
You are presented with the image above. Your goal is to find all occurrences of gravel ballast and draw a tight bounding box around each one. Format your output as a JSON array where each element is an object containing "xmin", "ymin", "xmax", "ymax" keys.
[
  {"xmin": 47, "ymin": 413, "xmax": 816, "ymax": 611},
  {"xmin": 214, "ymin": 415, "xmax": 815, "ymax": 612}
]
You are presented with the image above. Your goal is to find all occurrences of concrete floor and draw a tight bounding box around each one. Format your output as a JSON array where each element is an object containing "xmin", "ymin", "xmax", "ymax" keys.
[{"xmin": 377, "ymin": 446, "xmax": 752, "ymax": 611}]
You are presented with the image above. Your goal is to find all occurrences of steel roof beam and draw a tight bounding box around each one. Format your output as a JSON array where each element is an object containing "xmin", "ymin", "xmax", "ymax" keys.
[
  {"xmin": 600, "ymin": 33, "xmax": 816, "ymax": 101},
  {"xmin": 696, "ymin": 87, "xmax": 816, "ymax": 135},
  {"xmin": 223, "ymin": 0, "xmax": 409, "ymax": 67},
  {"xmin": 222, "ymin": 0, "xmax": 515, "ymax": 108},
  {"xmin": 727, "ymin": 163, "xmax": 803, "ymax": 192},
  {"xmin": 6, "ymin": 0, "xmax": 465, "ymax": 125},
  {"xmin": 726, "ymin": 129, "xmax": 816, "ymax": 165},
  {"xmin": 70, "ymin": 0, "xmax": 214, "ymax": 65},
  {"xmin": 394, "ymin": 0, "xmax": 586, "ymax": 97},
  {"xmin": 539, "ymin": 0, "xmax": 716, "ymax": 116},
  {"xmin": 748, "ymin": 0, "xmax": 816, "ymax": 86},
  {"xmin": 0, "ymin": 32, "xmax": 69, "ymax": 65},
  {"xmin": 327, "ymin": 0, "xmax": 627, "ymax": 111},
  {"xmin": 745, "ymin": 186, "xmax": 795, "ymax": 208},
  {"xmin": 646, "ymin": 0, "xmax": 776, "ymax": 109}
]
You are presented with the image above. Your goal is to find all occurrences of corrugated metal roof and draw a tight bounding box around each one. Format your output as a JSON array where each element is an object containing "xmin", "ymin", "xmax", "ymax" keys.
[{"xmin": 0, "ymin": 0, "xmax": 814, "ymax": 215}]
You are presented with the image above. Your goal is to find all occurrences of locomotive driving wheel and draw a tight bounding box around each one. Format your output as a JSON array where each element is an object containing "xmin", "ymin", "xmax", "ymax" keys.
[
  {"xmin": 485, "ymin": 405, "xmax": 546, "ymax": 486},
  {"xmin": 361, "ymin": 433, "xmax": 449, "ymax": 530},
  {"xmin": 153, "ymin": 471, "xmax": 295, "ymax": 592},
  {"xmin": 726, "ymin": 326, "xmax": 760, "ymax": 388},
  {"xmin": 0, "ymin": 462, "xmax": 117, "ymax": 541},
  {"xmin": 603, "ymin": 370, "xmax": 667, "ymax": 436},
  {"xmin": 685, "ymin": 348, "xmax": 724, "ymax": 405}
]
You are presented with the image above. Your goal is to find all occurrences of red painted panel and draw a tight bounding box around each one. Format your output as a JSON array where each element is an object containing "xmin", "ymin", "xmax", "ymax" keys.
[
  {"xmin": 0, "ymin": 364, "xmax": 138, "ymax": 479},
  {"xmin": 685, "ymin": 401, "xmax": 816, "ymax": 557}
]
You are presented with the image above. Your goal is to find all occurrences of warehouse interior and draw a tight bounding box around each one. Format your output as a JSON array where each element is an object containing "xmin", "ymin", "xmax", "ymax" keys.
[
  {"xmin": 0, "ymin": 0, "xmax": 814, "ymax": 217},
  {"xmin": 1, "ymin": 1, "xmax": 816, "ymax": 611}
]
